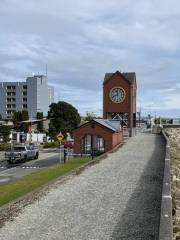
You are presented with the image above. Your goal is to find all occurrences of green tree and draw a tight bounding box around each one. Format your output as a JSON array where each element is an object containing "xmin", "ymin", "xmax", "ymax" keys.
[
  {"xmin": 21, "ymin": 110, "xmax": 29, "ymax": 121},
  {"xmin": 36, "ymin": 112, "xmax": 44, "ymax": 132},
  {"xmin": 48, "ymin": 101, "xmax": 81, "ymax": 139},
  {"xmin": 13, "ymin": 111, "xmax": 22, "ymax": 131},
  {"xmin": 21, "ymin": 110, "xmax": 29, "ymax": 133},
  {"xmin": 13, "ymin": 111, "xmax": 21, "ymax": 122},
  {"xmin": 84, "ymin": 112, "xmax": 97, "ymax": 121},
  {"xmin": 48, "ymin": 121, "xmax": 57, "ymax": 140},
  {"xmin": 0, "ymin": 125, "xmax": 11, "ymax": 142},
  {"xmin": 13, "ymin": 110, "xmax": 29, "ymax": 133}
]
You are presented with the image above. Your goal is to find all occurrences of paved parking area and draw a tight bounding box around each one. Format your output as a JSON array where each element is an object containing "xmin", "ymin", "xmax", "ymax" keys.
[{"xmin": 0, "ymin": 132, "xmax": 165, "ymax": 240}]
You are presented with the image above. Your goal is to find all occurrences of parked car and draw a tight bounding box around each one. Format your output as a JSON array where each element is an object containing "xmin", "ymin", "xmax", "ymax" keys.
[
  {"xmin": 5, "ymin": 145, "xmax": 39, "ymax": 164},
  {"xmin": 63, "ymin": 140, "xmax": 74, "ymax": 148}
]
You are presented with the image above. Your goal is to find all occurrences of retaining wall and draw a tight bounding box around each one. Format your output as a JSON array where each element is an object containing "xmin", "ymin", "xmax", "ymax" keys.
[{"xmin": 159, "ymin": 130, "xmax": 173, "ymax": 240}]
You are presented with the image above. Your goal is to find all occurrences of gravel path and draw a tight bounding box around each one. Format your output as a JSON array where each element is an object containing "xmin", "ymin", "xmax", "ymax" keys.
[{"xmin": 0, "ymin": 132, "xmax": 165, "ymax": 240}]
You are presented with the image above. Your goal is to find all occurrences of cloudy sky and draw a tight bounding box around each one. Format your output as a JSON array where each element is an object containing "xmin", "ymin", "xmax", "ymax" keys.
[{"xmin": 1, "ymin": 0, "xmax": 180, "ymax": 117}]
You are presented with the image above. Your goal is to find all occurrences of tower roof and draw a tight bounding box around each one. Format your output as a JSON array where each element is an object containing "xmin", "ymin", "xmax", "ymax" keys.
[{"xmin": 104, "ymin": 71, "xmax": 136, "ymax": 85}]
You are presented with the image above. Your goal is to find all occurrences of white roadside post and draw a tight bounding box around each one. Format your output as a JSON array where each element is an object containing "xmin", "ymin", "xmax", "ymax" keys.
[{"xmin": 10, "ymin": 129, "xmax": 13, "ymax": 150}]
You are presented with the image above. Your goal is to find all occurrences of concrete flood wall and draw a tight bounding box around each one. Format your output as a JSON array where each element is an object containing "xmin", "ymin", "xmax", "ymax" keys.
[{"xmin": 159, "ymin": 130, "xmax": 173, "ymax": 240}]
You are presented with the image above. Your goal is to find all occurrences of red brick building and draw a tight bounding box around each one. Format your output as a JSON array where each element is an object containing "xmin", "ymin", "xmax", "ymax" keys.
[
  {"xmin": 73, "ymin": 119, "xmax": 123, "ymax": 154},
  {"xmin": 73, "ymin": 70, "xmax": 137, "ymax": 154}
]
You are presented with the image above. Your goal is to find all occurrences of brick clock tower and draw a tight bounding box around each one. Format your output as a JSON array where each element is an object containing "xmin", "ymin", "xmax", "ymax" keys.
[{"xmin": 103, "ymin": 71, "xmax": 137, "ymax": 136}]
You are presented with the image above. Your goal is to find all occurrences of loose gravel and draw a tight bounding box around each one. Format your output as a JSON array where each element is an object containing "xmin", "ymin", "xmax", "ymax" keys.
[{"xmin": 0, "ymin": 132, "xmax": 165, "ymax": 240}]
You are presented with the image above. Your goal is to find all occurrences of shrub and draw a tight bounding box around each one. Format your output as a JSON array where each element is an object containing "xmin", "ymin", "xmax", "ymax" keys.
[
  {"xmin": 43, "ymin": 141, "xmax": 59, "ymax": 148},
  {"xmin": 0, "ymin": 143, "xmax": 11, "ymax": 151}
]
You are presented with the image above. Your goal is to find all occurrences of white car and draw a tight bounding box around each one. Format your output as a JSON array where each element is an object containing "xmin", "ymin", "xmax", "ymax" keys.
[{"xmin": 5, "ymin": 145, "xmax": 39, "ymax": 164}]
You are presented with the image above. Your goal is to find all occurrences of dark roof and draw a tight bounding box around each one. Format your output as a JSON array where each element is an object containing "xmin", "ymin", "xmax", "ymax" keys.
[
  {"xmin": 75, "ymin": 119, "xmax": 121, "ymax": 133},
  {"xmin": 104, "ymin": 71, "xmax": 136, "ymax": 85},
  {"xmin": 94, "ymin": 119, "xmax": 121, "ymax": 132},
  {"xmin": 122, "ymin": 72, "xmax": 136, "ymax": 83},
  {"xmin": 104, "ymin": 73, "xmax": 114, "ymax": 83}
]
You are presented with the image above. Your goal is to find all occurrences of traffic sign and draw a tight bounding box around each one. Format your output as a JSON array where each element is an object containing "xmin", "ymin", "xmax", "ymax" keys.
[{"xmin": 57, "ymin": 132, "xmax": 64, "ymax": 142}]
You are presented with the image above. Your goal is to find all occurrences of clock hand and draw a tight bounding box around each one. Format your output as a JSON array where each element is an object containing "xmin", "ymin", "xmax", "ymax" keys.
[
  {"xmin": 116, "ymin": 90, "xmax": 120, "ymax": 99},
  {"xmin": 115, "ymin": 93, "xmax": 118, "ymax": 100},
  {"xmin": 112, "ymin": 92, "xmax": 117, "ymax": 98}
]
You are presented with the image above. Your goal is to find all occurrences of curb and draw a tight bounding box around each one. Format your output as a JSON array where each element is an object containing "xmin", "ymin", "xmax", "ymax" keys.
[{"xmin": 158, "ymin": 130, "xmax": 173, "ymax": 240}]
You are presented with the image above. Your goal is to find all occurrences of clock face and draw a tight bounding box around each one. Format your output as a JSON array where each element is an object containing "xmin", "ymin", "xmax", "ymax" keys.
[{"xmin": 110, "ymin": 87, "xmax": 125, "ymax": 103}]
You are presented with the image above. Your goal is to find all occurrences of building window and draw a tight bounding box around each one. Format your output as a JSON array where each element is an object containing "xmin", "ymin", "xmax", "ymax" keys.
[
  {"xmin": 6, "ymin": 86, "xmax": 16, "ymax": 90},
  {"xmin": 23, "ymin": 104, "xmax": 27, "ymax": 108},
  {"xmin": 6, "ymin": 110, "xmax": 12, "ymax": 114},
  {"xmin": 23, "ymin": 98, "xmax": 27, "ymax": 102},
  {"xmin": 6, "ymin": 104, "xmax": 16, "ymax": 109},
  {"xmin": 7, "ymin": 98, "xmax": 16, "ymax": 102},
  {"xmin": 81, "ymin": 135, "xmax": 105, "ymax": 155},
  {"xmin": 7, "ymin": 92, "xmax": 16, "ymax": 96},
  {"xmin": 23, "ymin": 85, "xmax": 27, "ymax": 89},
  {"xmin": 23, "ymin": 92, "xmax": 27, "ymax": 96}
]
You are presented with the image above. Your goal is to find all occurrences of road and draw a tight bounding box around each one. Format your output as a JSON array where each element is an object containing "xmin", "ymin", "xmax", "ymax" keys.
[
  {"xmin": 0, "ymin": 132, "xmax": 165, "ymax": 239},
  {"xmin": 0, "ymin": 148, "xmax": 73, "ymax": 184}
]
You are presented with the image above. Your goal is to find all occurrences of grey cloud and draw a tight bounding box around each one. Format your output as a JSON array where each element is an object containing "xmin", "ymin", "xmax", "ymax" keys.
[{"xmin": 0, "ymin": 0, "xmax": 180, "ymax": 116}]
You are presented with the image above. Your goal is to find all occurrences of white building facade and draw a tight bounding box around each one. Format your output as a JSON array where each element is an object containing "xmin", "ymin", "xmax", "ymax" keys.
[{"xmin": 0, "ymin": 75, "xmax": 54, "ymax": 119}]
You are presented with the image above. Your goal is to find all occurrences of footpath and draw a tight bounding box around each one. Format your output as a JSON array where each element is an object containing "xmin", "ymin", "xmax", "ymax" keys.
[{"xmin": 0, "ymin": 132, "xmax": 165, "ymax": 240}]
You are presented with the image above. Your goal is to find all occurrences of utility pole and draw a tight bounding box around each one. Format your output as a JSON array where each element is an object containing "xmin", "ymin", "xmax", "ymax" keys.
[
  {"xmin": 139, "ymin": 100, "xmax": 142, "ymax": 124},
  {"xmin": 45, "ymin": 64, "xmax": 48, "ymax": 80}
]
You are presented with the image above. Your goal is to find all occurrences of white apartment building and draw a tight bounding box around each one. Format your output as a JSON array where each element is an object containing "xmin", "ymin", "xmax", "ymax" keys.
[{"xmin": 0, "ymin": 75, "xmax": 54, "ymax": 119}]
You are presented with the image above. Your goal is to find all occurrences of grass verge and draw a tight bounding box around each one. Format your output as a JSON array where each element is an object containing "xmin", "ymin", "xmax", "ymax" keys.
[{"xmin": 0, "ymin": 157, "xmax": 91, "ymax": 207}]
